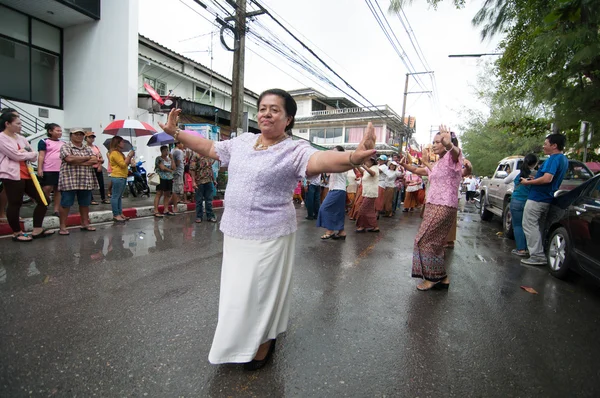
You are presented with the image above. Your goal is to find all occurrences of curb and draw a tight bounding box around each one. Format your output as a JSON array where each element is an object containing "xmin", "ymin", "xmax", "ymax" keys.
[{"xmin": 0, "ymin": 199, "xmax": 224, "ymax": 236}]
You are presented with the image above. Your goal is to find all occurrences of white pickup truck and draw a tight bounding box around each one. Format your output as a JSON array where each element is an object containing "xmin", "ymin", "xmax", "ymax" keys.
[{"xmin": 478, "ymin": 156, "xmax": 594, "ymax": 238}]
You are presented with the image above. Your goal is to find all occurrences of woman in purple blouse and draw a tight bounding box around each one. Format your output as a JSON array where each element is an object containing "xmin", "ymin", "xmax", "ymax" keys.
[
  {"xmin": 400, "ymin": 126, "xmax": 471, "ymax": 291},
  {"xmin": 159, "ymin": 89, "xmax": 376, "ymax": 370}
]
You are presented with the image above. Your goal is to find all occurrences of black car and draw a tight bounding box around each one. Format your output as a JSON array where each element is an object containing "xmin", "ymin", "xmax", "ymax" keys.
[{"xmin": 544, "ymin": 174, "xmax": 600, "ymax": 281}]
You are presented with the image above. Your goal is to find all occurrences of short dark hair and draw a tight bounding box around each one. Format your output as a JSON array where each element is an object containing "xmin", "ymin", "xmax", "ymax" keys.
[
  {"xmin": 0, "ymin": 112, "xmax": 19, "ymax": 132},
  {"xmin": 160, "ymin": 145, "xmax": 169, "ymax": 152},
  {"xmin": 44, "ymin": 123, "xmax": 61, "ymax": 137},
  {"xmin": 546, "ymin": 133, "xmax": 566, "ymax": 151},
  {"xmin": 257, "ymin": 89, "xmax": 297, "ymax": 131},
  {"xmin": 1, "ymin": 108, "xmax": 18, "ymax": 116},
  {"xmin": 334, "ymin": 145, "xmax": 345, "ymax": 152}
]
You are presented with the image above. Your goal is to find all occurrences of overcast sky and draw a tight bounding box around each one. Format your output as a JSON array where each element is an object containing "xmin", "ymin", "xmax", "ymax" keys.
[{"xmin": 139, "ymin": 0, "xmax": 501, "ymax": 144}]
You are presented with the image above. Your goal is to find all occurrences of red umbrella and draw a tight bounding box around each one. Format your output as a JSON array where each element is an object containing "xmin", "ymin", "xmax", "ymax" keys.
[{"xmin": 103, "ymin": 119, "xmax": 157, "ymax": 138}]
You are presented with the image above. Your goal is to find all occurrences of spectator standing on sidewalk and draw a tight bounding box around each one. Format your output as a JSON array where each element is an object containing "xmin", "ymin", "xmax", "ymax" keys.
[
  {"xmin": 170, "ymin": 141, "xmax": 185, "ymax": 212},
  {"xmin": 520, "ymin": 134, "xmax": 568, "ymax": 266},
  {"xmin": 190, "ymin": 152, "xmax": 216, "ymax": 223},
  {"xmin": 153, "ymin": 145, "xmax": 175, "ymax": 217},
  {"xmin": 1, "ymin": 108, "xmax": 19, "ymax": 224},
  {"xmin": 108, "ymin": 136, "xmax": 135, "ymax": 223},
  {"xmin": 0, "ymin": 112, "xmax": 52, "ymax": 241},
  {"xmin": 37, "ymin": 123, "xmax": 64, "ymax": 216},
  {"xmin": 84, "ymin": 132, "xmax": 109, "ymax": 205},
  {"xmin": 57, "ymin": 129, "xmax": 99, "ymax": 235}
]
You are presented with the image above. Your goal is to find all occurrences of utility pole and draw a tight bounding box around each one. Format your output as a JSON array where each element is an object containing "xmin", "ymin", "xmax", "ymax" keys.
[
  {"xmin": 219, "ymin": 0, "xmax": 265, "ymax": 136},
  {"xmin": 399, "ymin": 71, "xmax": 433, "ymax": 153}
]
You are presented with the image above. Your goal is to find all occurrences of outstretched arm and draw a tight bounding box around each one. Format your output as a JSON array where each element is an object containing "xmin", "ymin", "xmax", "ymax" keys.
[
  {"xmin": 307, "ymin": 122, "xmax": 376, "ymax": 176},
  {"xmin": 159, "ymin": 109, "xmax": 219, "ymax": 160}
]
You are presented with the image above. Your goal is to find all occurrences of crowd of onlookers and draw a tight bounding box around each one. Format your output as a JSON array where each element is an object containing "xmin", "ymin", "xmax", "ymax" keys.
[{"xmin": 0, "ymin": 107, "xmax": 218, "ymax": 242}]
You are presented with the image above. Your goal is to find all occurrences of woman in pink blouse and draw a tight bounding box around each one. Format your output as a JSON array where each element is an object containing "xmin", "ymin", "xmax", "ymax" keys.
[
  {"xmin": 159, "ymin": 89, "xmax": 376, "ymax": 370},
  {"xmin": 0, "ymin": 112, "xmax": 51, "ymax": 241},
  {"xmin": 400, "ymin": 126, "xmax": 470, "ymax": 291}
]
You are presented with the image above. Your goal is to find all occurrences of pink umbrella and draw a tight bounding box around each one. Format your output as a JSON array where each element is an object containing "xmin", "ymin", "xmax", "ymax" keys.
[{"xmin": 103, "ymin": 119, "xmax": 157, "ymax": 138}]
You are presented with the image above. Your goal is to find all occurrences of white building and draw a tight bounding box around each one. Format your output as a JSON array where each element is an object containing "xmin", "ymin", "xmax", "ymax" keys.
[
  {"xmin": 289, "ymin": 88, "xmax": 415, "ymax": 154},
  {"xmin": 0, "ymin": 0, "xmax": 259, "ymax": 164}
]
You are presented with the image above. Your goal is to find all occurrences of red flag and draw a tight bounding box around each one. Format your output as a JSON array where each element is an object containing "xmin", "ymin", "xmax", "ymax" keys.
[{"xmin": 144, "ymin": 82, "xmax": 165, "ymax": 105}]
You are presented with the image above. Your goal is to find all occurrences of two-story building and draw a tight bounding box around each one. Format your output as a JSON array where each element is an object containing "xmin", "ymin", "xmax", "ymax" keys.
[
  {"xmin": 289, "ymin": 88, "xmax": 415, "ymax": 154},
  {"xmin": 0, "ymin": 0, "xmax": 261, "ymax": 164}
]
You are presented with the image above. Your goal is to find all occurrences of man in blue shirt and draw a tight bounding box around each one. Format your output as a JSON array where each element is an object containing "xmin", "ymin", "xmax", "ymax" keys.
[{"xmin": 520, "ymin": 134, "xmax": 568, "ymax": 265}]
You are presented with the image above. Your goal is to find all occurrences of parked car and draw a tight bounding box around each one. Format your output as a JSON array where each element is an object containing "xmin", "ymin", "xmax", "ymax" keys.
[
  {"xmin": 544, "ymin": 174, "xmax": 600, "ymax": 282},
  {"xmin": 478, "ymin": 156, "xmax": 594, "ymax": 239}
]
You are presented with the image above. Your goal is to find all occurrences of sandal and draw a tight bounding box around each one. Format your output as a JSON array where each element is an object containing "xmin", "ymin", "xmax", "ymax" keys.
[
  {"xmin": 12, "ymin": 233, "xmax": 32, "ymax": 242},
  {"xmin": 320, "ymin": 233, "xmax": 334, "ymax": 240},
  {"xmin": 165, "ymin": 212, "xmax": 176, "ymax": 216},
  {"xmin": 32, "ymin": 229, "xmax": 55, "ymax": 239},
  {"xmin": 368, "ymin": 228, "xmax": 380, "ymax": 233},
  {"xmin": 80, "ymin": 226, "xmax": 96, "ymax": 232},
  {"xmin": 195, "ymin": 218, "xmax": 202, "ymax": 223},
  {"xmin": 90, "ymin": 201, "xmax": 99, "ymax": 206},
  {"xmin": 154, "ymin": 213, "xmax": 164, "ymax": 218},
  {"xmin": 331, "ymin": 234, "xmax": 346, "ymax": 240},
  {"xmin": 101, "ymin": 199, "xmax": 111, "ymax": 204},
  {"xmin": 58, "ymin": 230, "xmax": 70, "ymax": 236},
  {"xmin": 355, "ymin": 228, "xmax": 366, "ymax": 233}
]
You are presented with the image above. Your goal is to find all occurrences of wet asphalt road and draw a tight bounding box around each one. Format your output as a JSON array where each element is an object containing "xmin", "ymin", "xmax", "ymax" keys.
[{"xmin": 1, "ymin": 204, "xmax": 600, "ymax": 397}]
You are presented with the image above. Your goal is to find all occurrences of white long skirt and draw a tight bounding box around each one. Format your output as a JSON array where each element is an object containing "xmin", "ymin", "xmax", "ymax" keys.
[{"xmin": 208, "ymin": 232, "xmax": 296, "ymax": 364}]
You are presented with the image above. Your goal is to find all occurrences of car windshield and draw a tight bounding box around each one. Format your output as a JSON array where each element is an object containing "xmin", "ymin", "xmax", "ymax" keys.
[{"xmin": 536, "ymin": 160, "xmax": 592, "ymax": 181}]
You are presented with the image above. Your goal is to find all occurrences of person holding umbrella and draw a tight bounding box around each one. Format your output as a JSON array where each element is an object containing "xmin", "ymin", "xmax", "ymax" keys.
[
  {"xmin": 0, "ymin": 112, "xmax": 52, "ymax": 241},
  {"xmin": 108, "ymin": 136, "xmax": 135, "ymax": 223},
  {"xmin": 58, "ymin": 129, "xmax": 99, "ymax": 235},
  {"xmin": 84, "ymin": 132, "xmax": 109, "ymax": 205}
]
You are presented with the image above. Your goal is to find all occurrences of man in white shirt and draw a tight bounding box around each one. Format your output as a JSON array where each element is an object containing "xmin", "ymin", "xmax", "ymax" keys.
[{"xmin": 464, "ymin": 175, "xmax": 477, "ymax": 203}]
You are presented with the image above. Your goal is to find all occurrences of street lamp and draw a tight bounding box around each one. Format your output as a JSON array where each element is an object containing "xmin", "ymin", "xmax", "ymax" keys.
[{"xmin": 448, "ymin": 53, "xmax": 502, "ymax": 58}]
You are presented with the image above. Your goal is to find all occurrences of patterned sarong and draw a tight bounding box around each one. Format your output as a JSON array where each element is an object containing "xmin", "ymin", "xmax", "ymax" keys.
[
  {"xmin": 412, "ymin": 204, "xmax": 457, "ymax": 281},
  {"xmin": 356, "ymin": 197, "xmax": 378, "ymax": 229}
]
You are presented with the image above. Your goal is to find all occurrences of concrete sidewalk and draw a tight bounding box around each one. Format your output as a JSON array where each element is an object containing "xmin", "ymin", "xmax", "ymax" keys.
[{"xmin": 0, "ymin": 194, "xmax": 224, "ymax": 236}]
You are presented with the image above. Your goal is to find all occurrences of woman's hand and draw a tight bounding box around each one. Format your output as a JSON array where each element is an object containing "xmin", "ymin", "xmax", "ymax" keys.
[
  {"xmin": 439, "ymin": 124, "xmax": 452, "ymax": 148},
  {"xmin": 158, "ymin": 109, "xmax": 182, "ymax": 136},
  {"xmin": 352, "ymin": 122, "xmax": 377, "ymax": 164}
]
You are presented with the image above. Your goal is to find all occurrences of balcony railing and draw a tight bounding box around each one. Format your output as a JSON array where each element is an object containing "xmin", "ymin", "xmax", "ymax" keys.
[{"xmin": 309, "ymin": 105, "xmax": 402, "ymax": 118}]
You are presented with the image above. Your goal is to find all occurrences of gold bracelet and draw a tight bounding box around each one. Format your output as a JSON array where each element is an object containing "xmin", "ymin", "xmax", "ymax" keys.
[
  {"xmin": 173, "ymin": 128, "xmax": 181, "ymax": 141},
  {"xmin": 349, "ymin": 152, "xmax": 362, "ymax": 168}
]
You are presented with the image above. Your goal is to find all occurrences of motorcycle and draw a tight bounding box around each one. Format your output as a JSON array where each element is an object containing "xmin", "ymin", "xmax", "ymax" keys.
[{"xmin": 127, "ymin": 160, "xmax": 150, "ymax": 197}]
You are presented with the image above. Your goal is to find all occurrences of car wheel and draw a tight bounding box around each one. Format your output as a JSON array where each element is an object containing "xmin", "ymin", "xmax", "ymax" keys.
[
  {"xmin": 547, "ymin": 227, "xmax": 573, "ymax": 280},
  {"xmin": 480, "ymin": 194, "xmax": 493, "ymax": 221},
  {"xmin": 503, "ymin": 204, "xmax": 514, "ymax": 240}
]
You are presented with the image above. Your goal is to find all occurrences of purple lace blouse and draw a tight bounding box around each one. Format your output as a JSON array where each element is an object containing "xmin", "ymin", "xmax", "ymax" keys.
[{"xmin": 214, "ymin": 133, "xmax": 318, "ymax": 240}]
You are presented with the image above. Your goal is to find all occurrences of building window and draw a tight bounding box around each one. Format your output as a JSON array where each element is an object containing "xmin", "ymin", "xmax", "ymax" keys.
[
  {"xmin": 310, "ymin": 127, "xmax": 343, "ymax": 144},
  {"xmin": 195, "ymin": 86, "xmax": 213, "ymax": 104},
  {"xmin": 143, "ymin": 76, "xmax": 167, "ymax": 96},
  {"xmin": 312, "ymin": 101, "xmax": 326, "ymax": 112},
  {"xmin": 0, "ymin": 5, "xmax": 62, "ymax": 108}
]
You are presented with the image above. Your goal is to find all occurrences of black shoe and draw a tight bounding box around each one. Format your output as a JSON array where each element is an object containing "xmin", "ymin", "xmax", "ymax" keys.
[
  {"xmin": 331, "ymin": 234, "xmax": 346, "ymax": 240},
  {"xmin": 305, "ymin": 216, "xmax": 314, "ymax": 220},
  {"xmin": 243, "ymin": 339, "xmax": 276, "ymax": 371}
]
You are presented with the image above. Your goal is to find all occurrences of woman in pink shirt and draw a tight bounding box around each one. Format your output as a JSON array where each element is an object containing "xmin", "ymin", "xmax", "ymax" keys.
[
  {"xmin": 400, "ymin": 126, "xmax": 470, "ymax": 291},
  {"xmin": 0, "ymin": 112, "xmax": 51, "ymax": 241},
  {"xmin": 37, "ymin": 123, "xmax": 64, "ymax": 215}
]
